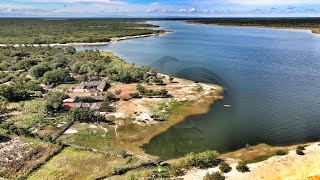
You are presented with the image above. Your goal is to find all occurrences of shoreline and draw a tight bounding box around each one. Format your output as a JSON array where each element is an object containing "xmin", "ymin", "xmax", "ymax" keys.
[
  {"xmin": 182, "ymin": 141, "xmax": 320, "ymax": 179},
  {"xmin": 0, "ymin": 31, "xmax": 169, "ymax": 47},
  {"xmin": 186, "ymin": 21, "xmax": 320, "ymax": 35}
]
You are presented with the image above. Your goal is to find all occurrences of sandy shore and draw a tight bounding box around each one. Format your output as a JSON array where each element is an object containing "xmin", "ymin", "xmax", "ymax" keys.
[
  {"xmin": 181, "ymin": 142, "xmax": 320, "ymax": 180},
  {"xmin": 186, "ymin": 21, "xmax": 320, "ymax": 35},
  {"xmin": 0, "ymin": 32, "xmax": 168, "ymax": 47}
]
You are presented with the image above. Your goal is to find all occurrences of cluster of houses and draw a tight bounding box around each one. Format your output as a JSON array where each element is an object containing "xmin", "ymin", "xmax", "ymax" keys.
[
  {"xmin": 62, "ymin": 98, "xmax": 103, "ymax": 110},
  {"xmin": 42, "ymin": 81, "xmax": 108, "ymax": 93},
  {"xmin": 70, "ymin": 81, "xmax": 107, "ymax": 93},
  {"xmin": 60, "ymin": 81, "xmax": 110, "ymax": 111}
]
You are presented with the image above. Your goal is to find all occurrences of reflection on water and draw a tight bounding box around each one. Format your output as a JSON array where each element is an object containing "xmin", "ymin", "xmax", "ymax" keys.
[{"xmin": 76, "ymin": 21, "xmax": 320, "ymax": 159}]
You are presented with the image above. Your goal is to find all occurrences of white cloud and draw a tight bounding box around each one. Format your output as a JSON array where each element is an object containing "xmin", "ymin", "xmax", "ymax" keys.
[
  {"xmin": 15, "ymin": 0, "xmax": 126, "ymax": 4},
  {"xmin": 228, "ymin": 0, "xmax": 320, "ymax": 6}
]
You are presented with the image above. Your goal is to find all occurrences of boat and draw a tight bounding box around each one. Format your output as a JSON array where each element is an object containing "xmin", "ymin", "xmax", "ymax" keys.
[{"xmin": 224, "ymin": 105, "xmax": 232, "ymax": 108}]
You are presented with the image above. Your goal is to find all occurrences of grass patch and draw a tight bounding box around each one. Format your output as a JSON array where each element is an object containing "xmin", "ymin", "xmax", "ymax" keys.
[
  {"xmin": 58, "ymin": 122, "xmax": 115, "ymax": 152},
  {"xmin": 28, "ymin": 147, "xmax": 129, "ymax": 180},
  {"xmin": 222, "ymin": 143, "xmax": 291, "ymax": 164}
]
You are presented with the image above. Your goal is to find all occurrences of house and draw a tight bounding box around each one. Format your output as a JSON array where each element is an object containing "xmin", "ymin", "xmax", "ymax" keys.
[
  {"xmin": 62, "ymin": 98, "xmax": 103, "ymax": 111},
  {"xmin": 62, "ymin": 98, "xmax": 75, "ymax": 109},
  {"xmin": 71, "ymin": 81, "xmax": 107, "ymax": 92}
]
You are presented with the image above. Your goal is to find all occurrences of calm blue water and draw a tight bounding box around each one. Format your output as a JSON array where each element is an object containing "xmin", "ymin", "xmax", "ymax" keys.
[{"xmin": 76, "ymin": 21, "xmax": 320, "ymax": 159}]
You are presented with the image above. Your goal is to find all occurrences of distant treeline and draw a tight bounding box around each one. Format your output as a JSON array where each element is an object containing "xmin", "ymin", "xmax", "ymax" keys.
[
  {"xmin": 186, "ymin": 18, "xmax": 320, "ymax": 33},
  {"xmin": 0, "ymin": 19, "xmax": 163, "ymax": 44}
]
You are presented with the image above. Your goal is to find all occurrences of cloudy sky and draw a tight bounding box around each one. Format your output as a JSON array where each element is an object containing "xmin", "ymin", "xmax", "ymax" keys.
[{"xmin": 0, "ymin": 0, "xmax": 320, "ymax": 17}]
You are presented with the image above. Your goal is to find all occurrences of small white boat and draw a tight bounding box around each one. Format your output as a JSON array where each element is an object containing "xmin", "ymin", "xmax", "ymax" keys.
[{"xmin": 224, "ymin": 105, "xmax": 232, "ymax": 108}]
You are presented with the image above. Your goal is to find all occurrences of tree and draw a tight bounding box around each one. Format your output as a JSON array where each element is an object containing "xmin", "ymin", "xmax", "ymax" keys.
[
  {"xmin": 42, "ymin": 68, "xmax": 73, "ymax": 83},
  {"xmin": 236, "ymin": 162, "xmax": 249, "ymax": 172},
  {"xmin": 0, "ymin": 85, "xmax": 31, "ymax": 102},
  {"xmin": 45, "ymin": 92, "xmax": 69, "ymax": 113},
  {"xmin": 219, "ymin": 162, "xmax": 232, "ymax": 173},
  {"xmin": 69, "ymin": 108, "xmax": 107, "ymax": 123},
  {"xmin": 28, "ymin": 64, "xmax": 51, "ymax": 78}
]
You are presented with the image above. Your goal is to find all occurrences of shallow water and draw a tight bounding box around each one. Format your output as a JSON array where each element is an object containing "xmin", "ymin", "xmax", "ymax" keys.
[{"xmin": 76, "ymin": 21, "xmax": 320, "ymax": 159}]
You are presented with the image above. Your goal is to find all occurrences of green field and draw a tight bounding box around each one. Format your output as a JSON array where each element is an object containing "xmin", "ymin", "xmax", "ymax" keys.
[{"xmin": 28, "ymin": 147, "xmax": 141, "ymax": 180}]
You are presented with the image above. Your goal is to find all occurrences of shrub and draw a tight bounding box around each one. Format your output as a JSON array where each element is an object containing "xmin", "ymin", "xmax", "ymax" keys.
[
  {"xmin": 129, "ymin": 92, "xmax": 140, "ymax": 98},
  {"xmin": 236, "ymin": 162, "xmax": 249, "ymax": 172},
  {"xmin": 296, "ymin": 148, "xmax": 305, "ymax": 155},
  {"xmin": 219, "ymin": 162, "xmax": 232, "ymax": 173},
  {"xmin": 275, "ymin": 149, "xmax": 287, "ymax": 156},
  {"xmin": 203, "ymin": 172, "xmax": 225, "ymax": 180},
  {"xmin": 179, "ymin": 150, "xmax": 220, "ymax": 169},
  {"xmin": 297, "ymin": 146, "xmax": 305, "ymax": 151}
]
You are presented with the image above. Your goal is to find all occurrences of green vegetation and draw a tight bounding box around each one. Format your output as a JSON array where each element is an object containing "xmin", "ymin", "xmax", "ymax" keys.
[
  {"xmin": 0, "ymin": 19, "xmax": 164, "ymax": 44},
  {"xmin": 172, "ymin": 150, "xmax": 220, "ymax": 169},
  {"xmin": 236, "ymin": 162, "xmax": 250, "ymax": 173},
  {"xmin": 203, "ymin": 172, "xmax": 226, "ymax": 180},
  {"xmin": 45, "ymin": 92, "xmax": 69, "ymax": 113},
  {"xmin": 69, "ymin": 108, "xmax": 108, "ymax": 123},
  {"xmin": 187, "ymin": 18, "xmax": 320, "ymax": 34},
  {"xmin": 59, "ymin": 122, "xmax": 115, "ymax": 152},
  {"xmin": 0, "ymin": 85, "xmax": 31, "ymax": 102},
  {"xmin": 219, "ymin": 162, "xmax": 232, "ymax": 173},
  {"xmin": 275, "ymin": 149, "xmax": 287, "ymax": 156},
  {"xmin": 296, "ymin": 146, "xmax": 305, "ymax": 155},
  {"xmin": 136, "ymin": 83, "xmax": 168, "ymax": 97},
  {"xmin": 28, "ymin": 147, "xmax": 134, "ymax": 180}
]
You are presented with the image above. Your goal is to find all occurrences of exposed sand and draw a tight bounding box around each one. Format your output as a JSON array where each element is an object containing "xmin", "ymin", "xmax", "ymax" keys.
[
  {"xmin": 108, "ymin": 74, "xmax": 222, "ymax": 126},
  {"xmin": 181, "ymin": 143, "xmax": 320, "ymax": 180}
]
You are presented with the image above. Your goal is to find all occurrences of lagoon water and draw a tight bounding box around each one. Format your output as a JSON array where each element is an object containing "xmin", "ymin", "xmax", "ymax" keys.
[{"xmin": 76, "ymin": 21, "xmax": 320, "ymax": 159}]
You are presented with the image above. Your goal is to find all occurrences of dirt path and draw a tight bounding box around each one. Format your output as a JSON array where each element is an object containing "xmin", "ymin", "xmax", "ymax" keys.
[{"xmin": 182, "ymin": 143, "xmax": 320, "ymax": 180}]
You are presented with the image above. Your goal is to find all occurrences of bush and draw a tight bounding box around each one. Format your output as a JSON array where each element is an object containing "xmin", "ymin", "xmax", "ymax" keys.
[
  {"xmin": 296, "ymin": 148, "xmax": 305, "ymax": 155},
  {"xmin": 297, "ymin": 146, "xmax": 305, "ymax": 151},
  {"xmin": 236, "ymin": 162, "xmax": 249, "ymax": 172},
  {"xmin": 275, "ymin": 149, "xmax": 287, "ymax": 156},
  {"xmin": 219, "ymin": 162, "xmax": 232, "ymax": 173},
  {"xmin": 203, "ymin": 172, "xmax": 225, "ymax": 180},
  {"xmin": 129, "ymin": 92, "xmax": 140, "ymax": 98},
  {"xmin": 179, "ymin": 150, "xmax": 220, "ymax": 169}
]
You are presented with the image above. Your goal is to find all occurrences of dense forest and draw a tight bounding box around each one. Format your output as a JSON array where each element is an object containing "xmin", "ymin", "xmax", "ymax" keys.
[
  {"xmin": 0, "ymin": 19, "xmax": 164, "ymax": 44},
  {"xmin": 187, "ymin": 18, "xmax": 320, "ymax": 33}
]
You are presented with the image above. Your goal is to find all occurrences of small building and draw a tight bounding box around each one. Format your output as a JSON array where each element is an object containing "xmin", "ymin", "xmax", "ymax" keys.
[
  {"xmin": 71, "ymin": 81, "xmax": 107, "ymax": 92},
  {"xmin": 62, "ymin": 98, "xmax": 75, "ymax": 109}
]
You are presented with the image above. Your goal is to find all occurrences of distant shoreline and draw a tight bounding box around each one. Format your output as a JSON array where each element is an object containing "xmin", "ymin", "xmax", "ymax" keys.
[
  {"xmin": 186, "ymin": 21, "xmax": 320, "ymax": 35},
  {"xmin": 0, "ymin": 31, "xmax": 168, "ymax": 47}
]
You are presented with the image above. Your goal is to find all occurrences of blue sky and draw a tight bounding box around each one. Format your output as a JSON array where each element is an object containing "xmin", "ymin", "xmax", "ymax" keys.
[{"xmin": 0, "ymin": 0, "xmax": 320, "ymax": 17}]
